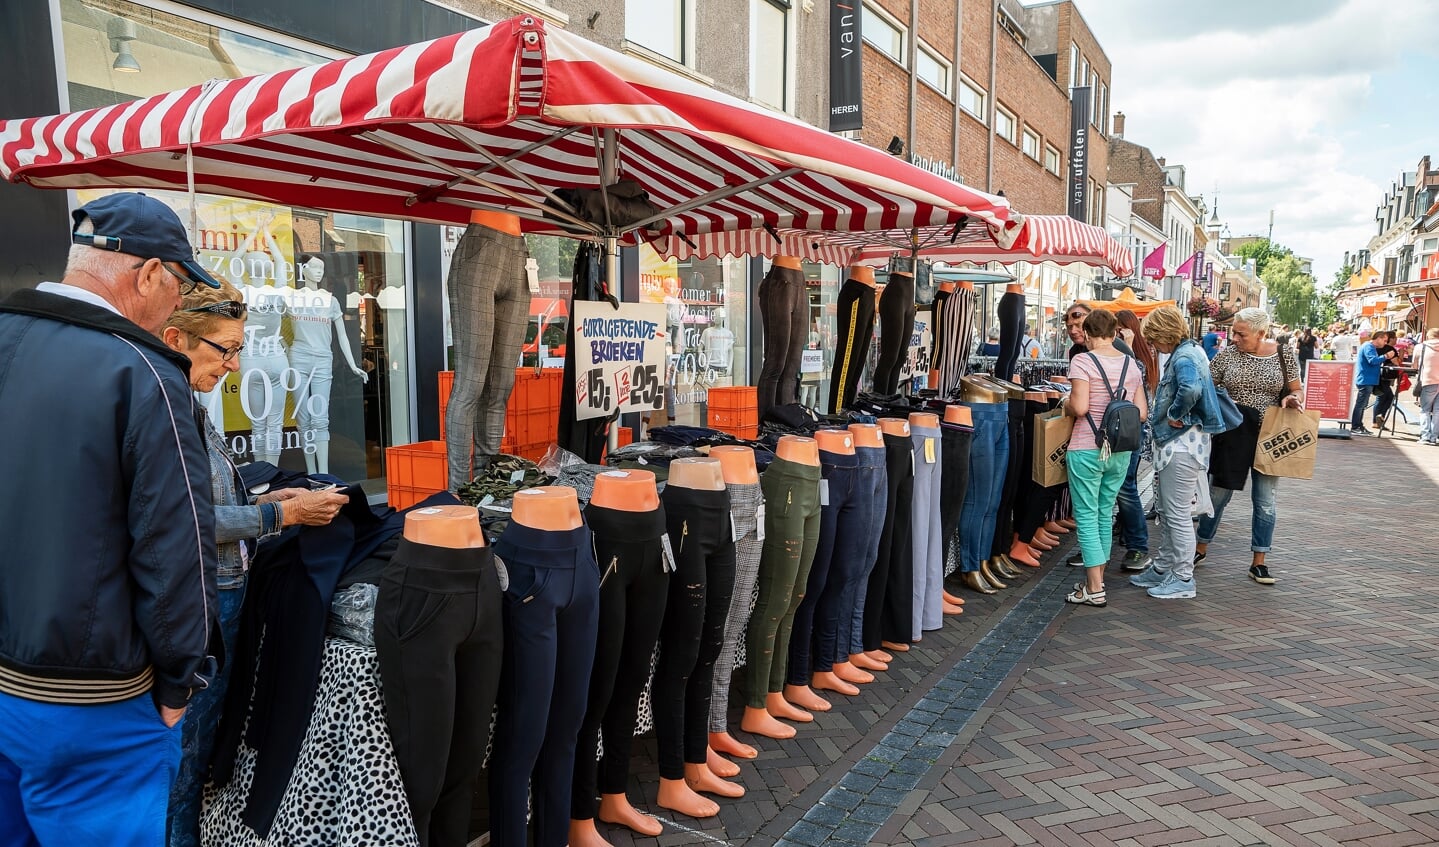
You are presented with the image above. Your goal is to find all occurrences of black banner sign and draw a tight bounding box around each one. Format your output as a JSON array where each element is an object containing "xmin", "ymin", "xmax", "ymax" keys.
[
  {"xmin": 1067, "ymin": 86, "xmax": 1092, "ymax": 221},
  {"xmin": 829, "ymin": 1, "xmax": 863, "ymax": 131}
]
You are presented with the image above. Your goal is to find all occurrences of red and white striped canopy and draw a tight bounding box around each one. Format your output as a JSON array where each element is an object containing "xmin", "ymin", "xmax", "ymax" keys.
[
  {"xmin": 0, "ymin": 15, "xmax": 1014, "ymax": 245},
  {"xmin": 657, "ymin": 214, "xmax": 1134, "ymax": 276}
]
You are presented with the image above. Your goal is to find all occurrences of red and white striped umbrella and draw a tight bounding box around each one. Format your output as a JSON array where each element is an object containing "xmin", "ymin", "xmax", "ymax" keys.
[
  {"xmin": 657, "ymin": 214, "xmax": 1134, "ymax": 276},
  {"xmin": 0, "ymin": 15, "xmax": 1014, "ymax": 245}
]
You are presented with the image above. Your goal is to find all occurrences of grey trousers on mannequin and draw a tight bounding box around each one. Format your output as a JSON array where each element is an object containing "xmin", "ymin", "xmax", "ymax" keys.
[{"xmin": 445, "ymin": 223, "xmax": 531, "ymax": 490}]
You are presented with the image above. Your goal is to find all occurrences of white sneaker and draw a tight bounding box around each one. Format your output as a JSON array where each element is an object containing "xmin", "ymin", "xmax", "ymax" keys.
[{"xmin": 1147, "ymin": 571, "xmax": 1196, "ymax": 600}]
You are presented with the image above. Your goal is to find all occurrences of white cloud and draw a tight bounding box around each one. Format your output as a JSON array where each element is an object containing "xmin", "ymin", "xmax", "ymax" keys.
[{"xmin": 1059, "ymin": 0, "xmax": 1439, "ymax": 279}]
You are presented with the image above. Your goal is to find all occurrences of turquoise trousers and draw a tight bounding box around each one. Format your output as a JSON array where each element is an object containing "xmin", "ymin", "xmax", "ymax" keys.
[{"xmin": 1067, "ymin": 448, "xmax": 1132, "ymax": 569}]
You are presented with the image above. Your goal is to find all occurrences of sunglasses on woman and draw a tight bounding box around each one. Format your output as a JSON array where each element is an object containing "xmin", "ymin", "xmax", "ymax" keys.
[{"xmin": 184, "ymin": 301, "xmax": 248, "ymax": 319}]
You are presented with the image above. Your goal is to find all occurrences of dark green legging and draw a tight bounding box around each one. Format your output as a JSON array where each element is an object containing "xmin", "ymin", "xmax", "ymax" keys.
[{"xmin": 744, "ymin": 458, "xmax": 822, "ymax": 708}]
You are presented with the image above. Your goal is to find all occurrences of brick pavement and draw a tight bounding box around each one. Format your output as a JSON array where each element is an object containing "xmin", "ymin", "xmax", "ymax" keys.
[{"xmin": 567, "ymin": 435, "xmax": 1439, "ymax": 846}]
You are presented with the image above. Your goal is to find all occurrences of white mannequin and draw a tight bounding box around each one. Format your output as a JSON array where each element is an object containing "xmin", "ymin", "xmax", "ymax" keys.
[
  {"xmin": 287, "ymin": 255, "xmax": 367, "ymax": 474},
  {"xmin": 700, "ymin": 314, "xmax": 735, "ymax": 374},
  {"xmin": 230, "ymin": 217, "xmax": 293, "ymax": 466}
]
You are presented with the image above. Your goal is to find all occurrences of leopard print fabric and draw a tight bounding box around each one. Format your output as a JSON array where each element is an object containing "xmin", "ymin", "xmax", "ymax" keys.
[{"xmin": 201, "ymin": 638, "xmax": 419, "ymax": 847}]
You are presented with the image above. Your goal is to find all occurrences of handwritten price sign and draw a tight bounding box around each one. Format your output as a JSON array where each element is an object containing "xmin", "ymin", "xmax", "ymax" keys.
[{"xmin": 572, "ymin": 301, "xmax": 670, "ymax": 420}]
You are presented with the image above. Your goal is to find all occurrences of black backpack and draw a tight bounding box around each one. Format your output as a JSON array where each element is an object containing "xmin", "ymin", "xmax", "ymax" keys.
[{"xmin": 1084, "ymin": 352, "xmax": 1142, "ymax": 454}]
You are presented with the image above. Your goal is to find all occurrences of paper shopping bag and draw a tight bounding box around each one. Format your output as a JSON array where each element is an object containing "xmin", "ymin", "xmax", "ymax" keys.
[
  {"xmin": 1032, "ymin": 409, "xmax": 1073, "ymax": 487},
  {"xmin": 1253, "ymin": 406, "xmax": 1322, "ymax": 480}
]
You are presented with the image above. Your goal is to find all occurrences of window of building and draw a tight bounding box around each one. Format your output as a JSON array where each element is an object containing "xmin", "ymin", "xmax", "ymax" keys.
[
  {"xmin": 626, "ymin": 0, "xmax": 692, "ymax": 65},
  {"xmin": 916, "ymin": 42, "xmax": 951, "ymax": 95},
  {"xmin": 1097, "ymin": 82, "xmax": 1108, "ymax": 134},
  {"xmin": 1424, "ymin": 237, "xmax": 1439, "ymax": 251},
  {"xmin": 862, "ymin": 2, "xmax": 906, "ymax": 65},
  {"xmin": 995, "ymin": 107, "xmax": 1016, "ymax": 144},
  {"xmin": 1044, "ymin": 144, "xmax": 1061, "ymax": 175},
  {"xmin": 1069, "ymin": 43, "xmax": 1080, "ymax": 88},
  {"xmin": 1080, "ymin": 57, "xmax": 1090, "ymax": 89},
  {"xmin": 1022, "ymin": 128, "xmax": 1040, "ymax": 160},
  {"xmin": 751, "ymin": 0, "xmax": 789, "ymax": 110},
  {"xmin": 60, "ymin": 0, "xmax": 416, "ymax": 492},
  {"xmin": 958, "ymin": 76, "xmax": 986, "ymax": 119}
]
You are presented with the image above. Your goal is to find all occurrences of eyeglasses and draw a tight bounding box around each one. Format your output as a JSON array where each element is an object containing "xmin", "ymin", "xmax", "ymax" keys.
[
  {"xmin": 184, "ymin": 301, "xmax": 248, "ymax": 319},
  {"xmin": 1066, "ymin": 311, "xmax": 1088, "ymax": 321},
  {"xmin": 133, "ymin": 260, "xmax": 200, "ymax": 296},
  {"xmin": 186, "ymin": 331, "xmax": 243, "ymax": 363}
]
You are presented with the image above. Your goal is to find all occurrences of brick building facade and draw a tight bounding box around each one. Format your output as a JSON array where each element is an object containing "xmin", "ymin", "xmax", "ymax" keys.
[{"xmin": 853, "ymin": 0, "xmax": 1112, "ymax": 220}]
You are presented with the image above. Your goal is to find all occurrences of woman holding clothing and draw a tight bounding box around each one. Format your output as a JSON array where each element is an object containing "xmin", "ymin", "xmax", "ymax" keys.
[
  {"xmin": 1194, "ymin": 307, "xmax": 1303, "ymax": 586},
  {"xmin": 1128, "ymin": 307, "xmax": 1229, "ymax": 600},
  {"xmin": 1062, "ymin": 309, "xmax": 1147, "ymax": 608},
  {"xmin": 160, "ymin": 280, "xmax": 349, "ymax": 847}
]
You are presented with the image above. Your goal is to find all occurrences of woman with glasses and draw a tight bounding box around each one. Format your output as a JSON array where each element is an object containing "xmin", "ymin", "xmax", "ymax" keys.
[{"xmin": 159, "ymin": 279, "xmax": 351, "ymax": 847}]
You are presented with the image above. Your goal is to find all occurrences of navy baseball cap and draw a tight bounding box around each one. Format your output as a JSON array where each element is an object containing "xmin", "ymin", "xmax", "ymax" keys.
[{"xmin": 71, "ymin": 192, "xmax": 222, "ymax": 289}]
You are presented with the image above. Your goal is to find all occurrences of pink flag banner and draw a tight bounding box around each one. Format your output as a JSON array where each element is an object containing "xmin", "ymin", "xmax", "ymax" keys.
[{"xmin": 1141, "ymin": 243, "xmax": 1168, "ymax": 279}]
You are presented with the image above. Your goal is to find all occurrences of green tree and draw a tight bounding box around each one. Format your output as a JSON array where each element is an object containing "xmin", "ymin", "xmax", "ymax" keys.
[
  {"xmin": 1261, "ymin": 253, "xmax": 1317, "ymax": 327},
  {"xmin": 1235, "ymin": 238, "xmax": 1293, "ymax": 276},
  {"xmin": 1312, "ymin": 264, "xmax": 1350, "ymax": 328}
]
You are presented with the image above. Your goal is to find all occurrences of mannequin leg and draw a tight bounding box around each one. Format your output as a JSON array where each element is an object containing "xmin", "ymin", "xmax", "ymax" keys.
[
  {"xmin": 994, "ymin": 291, "xmax": 1025, "ymax": 382},
  {"xmin": 873, "ymin": 276, "xmax": 916, "ymax": 395},
  {"xmin": 756, "ymin": 266, "xmax": 807, "ymax": 415},
  {"xmin": 443, "ymin": 225, "xmax": 503, "ymax": 489},
  {"xmin": 708, "ymin": 486, "xmax": 763, "ymax": 753},
  {"xmin": 474, "ymin": 236, "xmax": 530, "ymax": 466}
]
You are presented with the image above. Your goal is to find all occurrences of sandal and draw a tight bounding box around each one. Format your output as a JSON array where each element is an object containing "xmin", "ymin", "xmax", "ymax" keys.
[
  {"xmin": 1066, "ymin": 583, "xmax": 1107, "ymax": 607},
  {"xmin": 1248, "ymin": 565, "xmax": 1276, "ymax": 585}
]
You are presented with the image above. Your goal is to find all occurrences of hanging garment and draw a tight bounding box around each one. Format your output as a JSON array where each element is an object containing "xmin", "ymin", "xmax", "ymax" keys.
[
  {"xmin": 872, "ymin": 274, "xmax": 916, "ymax": 396},
  {"xmin": 445, "ymin": 223, "xmax": 532, "ymax": 488},
  {"xmin": 572, "ymin": 504, "xmax": 670, "ymax": 820},
  {"xmin": 827, "ymin": 279, "xmax": 877, "ymax": 414},
  {"xmin": 932, "ymin": 286, "xmax": 977, "ymax": 397},
  {"xmin": 490, "ymin": 523, "xmax": 600, "ymax": 847},
  {"xmin": 375, "ymin": 540, "xmax": 503, "ymax": 847},
  {"xmin": 653, "ymin": 486, "xmax": 736, "ymax": 780},
  {"xmin": 756, "ymin": 265, "xmax": 809, "ymax": 415},
  {"xmin": 558, "ymin": 242, "xmax": 616, "ymax": 464}
]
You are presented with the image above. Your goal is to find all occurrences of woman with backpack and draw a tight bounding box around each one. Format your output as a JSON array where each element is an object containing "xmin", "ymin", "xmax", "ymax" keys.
[
  {"xmin": 1062, "ymin": 309, "xmax": 1147, "ymax": 608},
  {"xmin": 1194, "ymin": 308, "xmax": 1303, "ymax": 586}
]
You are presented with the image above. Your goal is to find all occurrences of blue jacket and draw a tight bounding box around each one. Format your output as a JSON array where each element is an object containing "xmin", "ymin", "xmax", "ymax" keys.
[
  {"xmin": 1149, "ymin": 338, "xmax": 1228, "ymax": 447},
  {"xmin": 0, "ymin": 289, "xmax": 217, "ymax": 708},
  {"xmin": 1354, "ymin": 341, "xmax": 1384, "ymax": 386}
]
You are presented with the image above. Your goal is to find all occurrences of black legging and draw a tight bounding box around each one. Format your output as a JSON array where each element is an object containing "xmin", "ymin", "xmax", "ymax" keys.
[
  {"xmin": 994, "ymin": 290, "xmax": 1025, "ymax": 381},
  {"xmin": 939, "ymin": 421, "xmax": 972, "ymax": 575},
  {"xmin": 828, "ymin": 278, "xmax": 877, "ymax": 413},
  {"xmin": 652, "ymin": 486, "xmax": 736, "ymax": 780},
  {"xmin": 1014, "ymin": 398, "xmax": 1062, "ymax": 544},
  {"xmin": 756, "ymin": 265, "xmax": 808, "ymax": 415},
  {"xmin": 572, "ymin": 505, "xmax": 671, "ymax": 820},
  {"xmin": 873, "ymin": 273, "xmax": 916, "ymax": 395},
  {"xmin": 866, "ymin": 432, "xmax": 914, "ymax": 647}
]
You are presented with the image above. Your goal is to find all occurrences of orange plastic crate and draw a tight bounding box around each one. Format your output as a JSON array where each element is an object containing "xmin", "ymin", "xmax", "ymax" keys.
[
  {"xmin": 707, "ymin": 386, "xmax": 759, "ymax": 439},
  {"xmin": 385, "ymin": 441, "xmax": 448, "ymax": 509}
]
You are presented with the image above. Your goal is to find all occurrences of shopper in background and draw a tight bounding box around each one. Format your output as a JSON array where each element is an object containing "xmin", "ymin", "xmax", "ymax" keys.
[
  {"xmin": 1416, "ymin": 328, "xmax": 1439, "ymax": 445},
  {"xmin": 980, "ymin": 326, "xmax": 1002, "ymax": 356},
  {"xmin": 1372, "ymin": 330, "xmax": 1400, "ymax": 431},
  {"xmin": 1350, "ymin": 330, "xmax": 1398, "ymax": 436},
  {"xmin": 1130, "ymin": 307, "xmax": 1227, "ymax": 600},
  {"xmin": 1202, "ymin": 329, "xmax": 1221, "ymax": 360},
  {"xmin": 1062, "ymin": 309, "xmax": 1148, "ymax": 608},
  {"xmin": 1297, "ymin": 328, "xmax": 1318, "ymax": 378},
  {"xmin": 1112, "ymin": 309, "xmax": 1156, "ymax": 573},
  {"xmin": 159, "ymin": 279, "xmax": 349, "ymax": 847},
  {"xmin": 0, "ymin": 192, "xmax": 221, "ymax": 846},
  {"xmin": 1196, "ymin": 308, "xmax": 1302, "ymax": 586}
]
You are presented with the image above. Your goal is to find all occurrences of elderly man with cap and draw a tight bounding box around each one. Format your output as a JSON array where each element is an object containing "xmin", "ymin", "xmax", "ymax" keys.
[{"xmin": 0, "ymin": 192, "xmax": 223, "ymax": 846}]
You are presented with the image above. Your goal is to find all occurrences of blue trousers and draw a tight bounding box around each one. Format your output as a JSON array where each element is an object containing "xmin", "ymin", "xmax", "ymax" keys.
[
  {"xmin": 1, "ymin": 690, "xmax": 182, "ymax": 847},
  {"xmin": 1115, "ymin": 445, "xmax": 1150, "ymax": 553},
  {"xmin": 958, "ymin": 401, "xmax": 1010, "ymax": 573},
  {"xmin": 846, "ymin": 447, "xmax": 889, "ymax": 655}
]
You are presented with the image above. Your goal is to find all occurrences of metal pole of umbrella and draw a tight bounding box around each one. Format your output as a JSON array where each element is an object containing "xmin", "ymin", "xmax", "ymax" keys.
[{"xmin": 600, "ymin": 128, "xmax": 622, "ymax": 454}]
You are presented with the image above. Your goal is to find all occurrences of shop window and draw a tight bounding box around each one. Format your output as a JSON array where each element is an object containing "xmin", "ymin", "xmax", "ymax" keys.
[
  {"xmin": 916, "ymin": 43, "xmax": 951, "ymax": 96},
  {"xmin": 1022, "ymin": 128, "xmax": 1040, "ymax": 160},
  {"xmin": 634, "ymin": 244, "xmax": 750, "ymax": 427},
  {"xmin": 958, "ymin": 77, "xmax": 986, "ymax": 120},
  {"xmin": 60, "ymin": 0, "xmax": 415, "ymax": 493},
  {"xmin": 1044, "ymin": 144, "xmax": 1061, "ymax": 175},
  {"xmin": 626, "ymin": 0, "xmax": 692, "ymax": 65},
  {"xmin": 995, "ymin": 107, "xmax": 1016, "ymax": 144},
  {"xmin": 751, "ymin": 0, "xmax": 789, "ymax": 110},
  {"xmin": 862, "ymin": 2, "xmax": 906, "ymax": 65}
]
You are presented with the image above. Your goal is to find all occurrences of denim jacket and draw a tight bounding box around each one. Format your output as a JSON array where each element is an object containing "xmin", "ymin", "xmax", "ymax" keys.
[
  {"xmin": 204, "ymin": 411, "xmax": 283, "ymax": 588},
  {"xmin": 1149, "ymin": 339, "xmax": 1228, "ymax": 447}
]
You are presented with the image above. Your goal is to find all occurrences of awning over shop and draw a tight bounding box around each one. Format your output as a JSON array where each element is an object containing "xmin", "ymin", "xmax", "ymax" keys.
[
  {"xmin": 0, "ymin": 15, "xmax": 1014, "ymax": 247},
  {"xmin": 653, "ymin": 214, "xmax": 1133, "ymax": 276}
]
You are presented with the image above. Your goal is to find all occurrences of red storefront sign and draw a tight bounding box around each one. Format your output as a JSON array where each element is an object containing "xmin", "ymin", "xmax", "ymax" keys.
[{"xmin": 1303, "ymin": 361, "xmax": 1354, "ymax": 422}]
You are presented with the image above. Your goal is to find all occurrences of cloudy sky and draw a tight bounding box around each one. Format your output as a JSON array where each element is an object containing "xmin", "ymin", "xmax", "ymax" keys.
[{"xmin": 1057, "ymin": 0, "xmax": 1439, "ymax": 282}]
